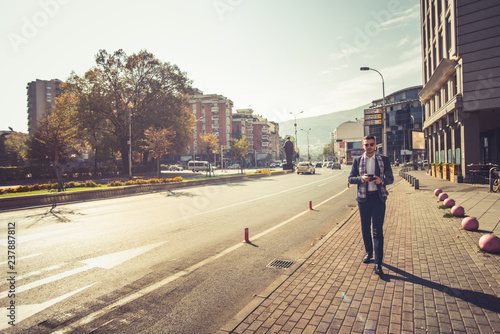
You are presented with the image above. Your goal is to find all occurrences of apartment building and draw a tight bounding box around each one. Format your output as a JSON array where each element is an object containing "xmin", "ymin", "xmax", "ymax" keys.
[
  {"xmin": 364, "ymin": 86, "xmax": 424, "ymax": 163},
  {"xmin": 26, "ymin": 79, "xmax": 61, "ymax": 134},
  {"xmin": 186, "ymin": 89, "xmax": 233, "ymax": 163},
  {"xmin": 232, "ymin": 108, "xmax": 280, "ymax": 166},
  {"xmin": 419, "ymin": 0, "xmax": 500, "ymax": 178}
]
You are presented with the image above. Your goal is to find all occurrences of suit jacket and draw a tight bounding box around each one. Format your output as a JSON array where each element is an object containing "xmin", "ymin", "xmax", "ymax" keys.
[{"xmin": 348, "ymin": 154, "xmax": 394, "ymax": 203}]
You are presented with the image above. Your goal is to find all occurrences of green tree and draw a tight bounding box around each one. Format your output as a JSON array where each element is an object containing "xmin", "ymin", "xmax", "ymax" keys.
[
  {"xmin": 26, "ymin": 92, "xmax": 79, "ymax": 190},
  {"xmin": 67, "ymin": 49, "xmax": 194, "ymax": 173},
  {"xmin": 143, "ymin": 126, "xmax": 175, "ymax": 178},
  {"xmin": 4, "ymin": 132, "xmax": 29, "ymax": 165},
  {"xmin": 68, "ymin": 70, "xmax": 115, "ymax": 172},
  {"xmin": 230, "ymin": 137, "xmax": 250, "ymax": 173},
  {"xmin": 322, "ymin": 141, "xmax": 335, "ymax": 159}
]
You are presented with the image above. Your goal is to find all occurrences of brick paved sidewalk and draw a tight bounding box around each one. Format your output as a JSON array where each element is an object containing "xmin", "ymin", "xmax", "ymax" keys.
[{"xmin": 220, "ymin": 180, "xmax": 500, "ymax": 333}]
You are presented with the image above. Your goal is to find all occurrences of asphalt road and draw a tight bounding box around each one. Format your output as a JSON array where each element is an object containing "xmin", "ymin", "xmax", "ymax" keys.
[{"xmin": 0, "ymin": 167, "xmax": 357, "ymax": 333}]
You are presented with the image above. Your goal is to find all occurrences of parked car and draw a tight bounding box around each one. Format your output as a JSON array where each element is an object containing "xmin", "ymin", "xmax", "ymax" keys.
[
  {"xmin": 331, "ymin": 162, "xmax": 341, "ymax": 169},
  {"xmin": 326, "ymin": 162, "xmax": 333, "ymax": 168},
  {"xmin": 228, "ymin": 164, "xmax": 241, "ymax": 169},
  {"xmin": 169, "ymin": 165, "xmax": 184, "ymax": 171},
  {"xmin": 297, "ymin": 162, "xmax": 316, "ymax": 175}
]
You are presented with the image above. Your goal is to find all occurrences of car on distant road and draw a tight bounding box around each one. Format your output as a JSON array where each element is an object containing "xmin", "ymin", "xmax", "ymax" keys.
[
  {"xmin": 315, "ymin": 162, "xmax": 322, "ymax": 168},
  {"xmin": 169, "ymin": 165, "xmax": 184, "ymax": 171},
  {"xmin": 331, "ymin": 162, "xmax": 341, "ymax": 169},
  {"xmin": 228, "ymin": 164, "xmax": 240, "ymax": 169},
  {"xmin": 296, "ymin": 162, "xmax": 316, "ymax": 175}
]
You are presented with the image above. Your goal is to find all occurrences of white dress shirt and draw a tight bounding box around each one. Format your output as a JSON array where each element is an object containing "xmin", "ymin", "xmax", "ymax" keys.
[{"xmin": 366, "ymin": 154, "xmax": 377, "ymax": 191}]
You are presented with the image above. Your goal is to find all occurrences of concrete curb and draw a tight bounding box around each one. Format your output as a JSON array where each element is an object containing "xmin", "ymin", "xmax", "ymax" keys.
[{"xmin": 0, "ymin": 170, "xmax": 290, "ymax": 210}]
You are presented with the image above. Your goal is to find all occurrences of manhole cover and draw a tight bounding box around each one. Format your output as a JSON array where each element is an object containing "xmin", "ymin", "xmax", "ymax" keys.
[{"xmin": 267, "ymin": 259, "xmax": 295, "ymax": 269}]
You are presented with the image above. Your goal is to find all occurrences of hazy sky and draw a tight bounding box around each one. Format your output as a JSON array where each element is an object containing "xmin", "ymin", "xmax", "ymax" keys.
[{"xmin": 0, "ymin": 0, "xmax": 422, "ymax": 133}]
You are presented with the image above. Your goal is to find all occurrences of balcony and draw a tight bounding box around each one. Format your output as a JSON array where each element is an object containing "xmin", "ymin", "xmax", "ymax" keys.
[
  {"xmin": 212, "ymin": 115, "xmax": 219, "ymax": 120},
  {"xmin": 212, "ymin": 123, "xmax": 219, "ymax": 129}
]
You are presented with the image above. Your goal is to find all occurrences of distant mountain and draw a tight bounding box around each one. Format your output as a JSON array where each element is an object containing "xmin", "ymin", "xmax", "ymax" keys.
[{"xmin": 278, "ymin": 104, "xmax": 369, "ymax": 157}]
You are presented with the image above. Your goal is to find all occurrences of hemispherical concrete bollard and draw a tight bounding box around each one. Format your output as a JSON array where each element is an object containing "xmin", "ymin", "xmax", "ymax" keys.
[
  {"xmin": 438, "ymin": 192, "xmax": 448, "ymax": 201},
  {"xmin": 434, "ymin": 188, "xmax": 442, "ymax": 196},
  {"xmin": 479, "ymin": 234, "xmax": 500, "ymax": 253},
  {"xmin": 462, "ymin": 217, "xmax": 479, "ymax": 231},
  {"xmin": 451, "ymin": 205, "xmax": 465, "ymax": 217},
  {"xmin": 443, "ymin": 198, "xmax": 455, "ymax": 208}
]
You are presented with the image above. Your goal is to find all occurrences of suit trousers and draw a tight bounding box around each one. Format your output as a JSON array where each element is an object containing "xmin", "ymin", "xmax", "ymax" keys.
[{"xmin": 358, "ymin": 192, "xmax": 386, "ymax": 265}]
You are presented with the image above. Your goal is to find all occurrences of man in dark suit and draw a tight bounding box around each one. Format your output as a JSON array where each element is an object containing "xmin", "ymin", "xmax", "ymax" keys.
[{"xmin": 348, "ymin": 135, "xmax": 394, "ymax": 275}]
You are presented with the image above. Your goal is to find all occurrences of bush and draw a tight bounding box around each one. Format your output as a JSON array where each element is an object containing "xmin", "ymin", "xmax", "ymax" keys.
[
  {"xmin": 0, "ymin": 176, "xmax": 185, "ymax": 196},
  {"xmin": 108, "ymin": 181, "xmax": 123, "ymax": 187}
]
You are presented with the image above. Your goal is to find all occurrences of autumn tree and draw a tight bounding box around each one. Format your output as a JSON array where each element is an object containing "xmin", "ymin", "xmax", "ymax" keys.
[
  {"xmin": 198, "ymin": 133, "xmax": 219, "ymax": 176},
  {"xmin": 198, "ymin": 133, "xmax": 219, "ymax": 163},
  {"xmin": 67, "ymin": 49, "xmax": 194, "ymax": 173},
  {"xmin": 26, "ymin": 92, "xmax": 79, "ymax": 190},
  {"xmin": 229, "ymin": 137, "xmax": 250, "ymax": 173},
  {"xmin": 143, "ymin": 126, "xmax": 175, "ymax": 178}
]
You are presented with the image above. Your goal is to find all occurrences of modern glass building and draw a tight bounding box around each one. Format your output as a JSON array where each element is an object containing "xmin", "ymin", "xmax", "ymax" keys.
[{"xmin": 364, "ymin": 86, "xmax": 424, "ymax": 164}]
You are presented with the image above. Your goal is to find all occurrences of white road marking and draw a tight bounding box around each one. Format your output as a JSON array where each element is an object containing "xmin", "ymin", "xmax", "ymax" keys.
[
  {"xmin": 0, "ymin": 242, "xmax": 167, "ymax": 296},
  {"xmin": 53, "ymin": 186, "xmax": 351, "ymax": 333},
  {"xmin": 0, "ymin": 252, "xmax": 42, "ymax": 265},
  {"xmin": 18, "ymin": 264, "xmax": 62, "ymax": 280},
  {"xmin": 180, "ymin": 172, "xmax": 346, "ymax": 219},
  {"xmin": 0, "ymin": 284, "xmax": 94, "ymax": 330},
  {"xmin": 0, "ymin": 228, "xmax": 77, "ymax": 246}
]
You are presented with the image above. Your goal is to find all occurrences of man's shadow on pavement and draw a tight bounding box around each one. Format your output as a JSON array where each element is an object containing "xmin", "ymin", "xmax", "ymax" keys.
[{"xmin": 382, "ymin": 264, "xmax": 500, "ymax": 313}]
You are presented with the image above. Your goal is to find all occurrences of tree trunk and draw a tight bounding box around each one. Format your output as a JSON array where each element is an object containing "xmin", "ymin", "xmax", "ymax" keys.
[
  {"xmin": 120, "ymin": 142, "xmax": 129, "ymax": 174},
  {"xmin": 94, "ymin": 147, "xmax": 98, "ymax": 174}
]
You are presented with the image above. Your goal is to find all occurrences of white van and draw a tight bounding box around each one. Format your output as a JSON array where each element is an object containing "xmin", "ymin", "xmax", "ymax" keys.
[{"xmin": 187, "ymin": 161, "xmax": 215, "ymax": 172}]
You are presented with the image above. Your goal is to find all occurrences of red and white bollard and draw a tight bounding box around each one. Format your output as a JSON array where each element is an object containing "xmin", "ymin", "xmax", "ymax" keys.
[
  {"xmin": 309, "ymin": 201, "xmax": 313, "ymax": 210},
  {"xmin": 243, "ymin": 227, "xmax": 250, "ymax": 243}
]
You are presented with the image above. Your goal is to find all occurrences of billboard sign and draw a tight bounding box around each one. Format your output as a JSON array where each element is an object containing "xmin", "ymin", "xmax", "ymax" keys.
[
  {"xmin": 365, "ymin": 119, "xmax": 382, "ymax": 125},
  {"xmin": 412, "ymin": 131, "xmax": 425, "ymax": 150}
]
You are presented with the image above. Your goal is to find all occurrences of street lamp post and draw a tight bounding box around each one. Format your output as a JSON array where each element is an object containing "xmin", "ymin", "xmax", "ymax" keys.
[
  {"xmin": 290, "ymin": 111, "xmax": 304, "ymax": 161},
  {"xmin": 301, "ymin": 128, "xmax": 311, "ymax": 161},
  {"xmin": 128, "ymin": 108, "xmax": 132, "ymax": 179},
  {"xmin": 360, "ymin": 67, "xmax": 387, "ymax": 156}
]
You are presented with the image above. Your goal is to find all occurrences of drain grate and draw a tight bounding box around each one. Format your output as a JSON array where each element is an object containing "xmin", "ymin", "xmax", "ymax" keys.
[{"xmin": 267, "ymin": 259, "xmax": 295, "ymax": 269}]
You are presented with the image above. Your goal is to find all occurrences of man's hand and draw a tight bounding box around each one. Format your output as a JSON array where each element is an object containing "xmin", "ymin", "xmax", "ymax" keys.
[{"xmin": 373, "ymin": 175, "xmax": 382, "ymax": 185}]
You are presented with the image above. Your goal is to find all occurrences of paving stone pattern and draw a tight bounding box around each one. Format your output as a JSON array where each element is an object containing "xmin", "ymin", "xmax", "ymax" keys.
[{"xmin": 227, "ymin": 181, "xmax": 500, "ymax": 333}]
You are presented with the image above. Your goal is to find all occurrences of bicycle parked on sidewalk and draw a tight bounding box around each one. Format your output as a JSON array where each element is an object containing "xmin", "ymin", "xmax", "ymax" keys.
[{"xmin": 490, "ymin": 164, "xmax": 500, "ymax": 192}]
